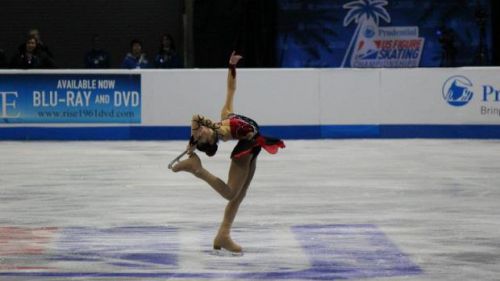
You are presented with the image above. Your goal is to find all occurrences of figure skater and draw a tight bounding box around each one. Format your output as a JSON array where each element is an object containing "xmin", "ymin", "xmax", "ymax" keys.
[{"xmin": 171, "ymin": 51, "xmax": 285, "ymax": 254}]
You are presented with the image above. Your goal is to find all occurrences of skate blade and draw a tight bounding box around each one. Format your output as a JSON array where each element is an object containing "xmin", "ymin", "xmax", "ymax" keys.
[{"xmin": 211, "ymin": 248, "xmax": 244, "ymax": 257}]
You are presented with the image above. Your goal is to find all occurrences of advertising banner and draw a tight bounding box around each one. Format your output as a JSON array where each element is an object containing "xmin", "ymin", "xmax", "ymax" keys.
[
  {"xmin": 379, "ymin": 68, "xmax": 500, "ymax": 124},
  {"xmin": 0, "ymin": 74, "xmax": 141, "ymax": 123},
  {"xmin": 277, "ymin": 0, "xmax": 492, "ymax": 67}
]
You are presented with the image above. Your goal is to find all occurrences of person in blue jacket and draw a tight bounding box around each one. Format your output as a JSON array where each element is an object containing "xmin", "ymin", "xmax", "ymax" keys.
[
  {"xmin": 84, "ymin": 34, "xmax": 111, "ymax": 68},
  {"xmin": 121, "ymin": 39, "xmax": 150, "ymax": 69},
  {"xmin": 154, "ymin": 34, "xmax": 182, "ymax": 68}
]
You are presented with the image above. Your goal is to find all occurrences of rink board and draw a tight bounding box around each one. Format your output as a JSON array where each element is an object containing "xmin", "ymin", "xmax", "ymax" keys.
[
  {"xmin": 1, "ymin": 68, "xmax": 500, "ymax": 139},
  {"xmin": 1, "ymin": 124, "xmax": 500, "ymax": 140}
]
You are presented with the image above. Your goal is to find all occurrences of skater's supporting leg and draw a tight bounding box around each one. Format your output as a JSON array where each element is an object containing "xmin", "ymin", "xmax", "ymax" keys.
[{"xmin": 214, "ymin": 155, "xmax": 257, "ymax": 252}]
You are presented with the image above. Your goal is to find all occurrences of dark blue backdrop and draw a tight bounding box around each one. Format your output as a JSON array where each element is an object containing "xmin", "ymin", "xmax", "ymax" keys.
[{"xmin": 276, "ymin": 0, "xmax": 492, "ymax": 67}]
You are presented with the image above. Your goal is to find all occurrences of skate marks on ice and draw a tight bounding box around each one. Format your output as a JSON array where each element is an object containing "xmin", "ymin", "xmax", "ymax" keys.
[
  {"xmin": 3, "ymin": 139, "xmax": 499, "ymax": 280},
  {"xmin": 0, "ymin": 224, "xmax": 420, "ymax": 280}
]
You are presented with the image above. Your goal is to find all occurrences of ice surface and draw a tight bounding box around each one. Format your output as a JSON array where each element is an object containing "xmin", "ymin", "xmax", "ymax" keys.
[{"xmin": 1, "ymin": 140, "xmax": 499, "ymax": 280}]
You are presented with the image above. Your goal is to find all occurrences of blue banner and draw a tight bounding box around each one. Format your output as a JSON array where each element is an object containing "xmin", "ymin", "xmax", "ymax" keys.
[
  {"xmin": 276, "ymin": 0, "xmax": 492, "ymax": 67},
  {"xmin": 0, "ymin": 74, "xmax": 141, "ymax": 123}
]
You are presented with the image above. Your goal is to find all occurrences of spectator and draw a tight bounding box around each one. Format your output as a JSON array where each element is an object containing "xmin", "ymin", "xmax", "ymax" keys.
[
  {"xmin": 84, "ymin": 34, "xmax": 110, "ymax": 68},
  {"xmin": 0, "ymin": 49, "xmax": 7, "ymax": 68},
  {"xmin": 121, "ymin": 39, "xmax": 150, "ymax": 69},
  {"xmin": 18, "ymin": 28, "xmax": 54, "ymax": 59},
  {"xmin": 154, "ymin": 34, "xmax": 182, "ymax": 68},
  {"xmin": 10, "ymin": 35, "xmax": 55, "ymax": 69}
]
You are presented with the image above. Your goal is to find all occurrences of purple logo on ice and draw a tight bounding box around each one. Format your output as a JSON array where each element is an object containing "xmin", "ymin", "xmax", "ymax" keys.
[{"xmin": 442, "ymin": 76, "xmax": 474, "ymax": 107}]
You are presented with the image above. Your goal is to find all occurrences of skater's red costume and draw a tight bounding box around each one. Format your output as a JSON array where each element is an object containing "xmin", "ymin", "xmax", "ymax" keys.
[{"xmin": 228, "ymin": 113, "xmax": 285, "ymax": 159}]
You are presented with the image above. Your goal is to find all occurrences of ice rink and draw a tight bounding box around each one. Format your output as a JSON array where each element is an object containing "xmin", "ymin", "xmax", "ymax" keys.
[{"xmin": 1, "ymin": 139, "xmax": 499, "ymax": 281}]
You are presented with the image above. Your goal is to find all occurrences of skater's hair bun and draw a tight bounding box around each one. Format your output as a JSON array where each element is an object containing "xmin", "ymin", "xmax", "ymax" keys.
[{"xmin": 197, "ymin": 142, "xmax": 218, "ymax": 157}]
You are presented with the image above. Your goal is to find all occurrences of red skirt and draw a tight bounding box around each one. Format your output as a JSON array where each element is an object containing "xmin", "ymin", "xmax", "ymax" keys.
[{"xmin": 231, "ymin": 134, "xmax": 285, "ymax": 159}]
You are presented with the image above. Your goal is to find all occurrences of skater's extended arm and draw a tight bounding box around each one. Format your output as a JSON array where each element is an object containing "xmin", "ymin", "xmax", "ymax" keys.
[{"xmin": 221, "ymin": 51, "xmax": 243, "ymax": 120}]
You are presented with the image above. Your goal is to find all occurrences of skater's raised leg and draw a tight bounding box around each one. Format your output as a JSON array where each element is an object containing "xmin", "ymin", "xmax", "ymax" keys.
[{"xmin": 172, "ymin": 152, "xmax": 251, "ymax": 201}]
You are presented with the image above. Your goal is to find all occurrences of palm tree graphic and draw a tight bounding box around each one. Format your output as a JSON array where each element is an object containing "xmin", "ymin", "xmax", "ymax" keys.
[{"xmin": 341, "ymin": 0, "xmax": 391, "ymax": 67}]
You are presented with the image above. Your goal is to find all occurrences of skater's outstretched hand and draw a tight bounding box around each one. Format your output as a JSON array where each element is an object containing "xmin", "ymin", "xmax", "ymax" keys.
[{"xmin": 229, "ymin": 51, "xmax": 243, "ymax": 65}]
